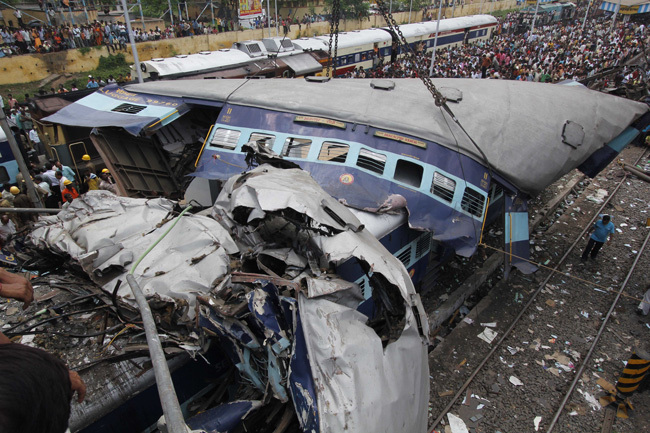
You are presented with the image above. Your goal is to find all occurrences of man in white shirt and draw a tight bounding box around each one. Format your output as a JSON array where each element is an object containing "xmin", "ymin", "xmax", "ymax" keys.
[
  {"xmin": 29, "ymin": 128, "xmax": 46, "ymax": 155},
  {"xmin": 0, "ymin": 214, "xmax": 16, "ymax": 246}
]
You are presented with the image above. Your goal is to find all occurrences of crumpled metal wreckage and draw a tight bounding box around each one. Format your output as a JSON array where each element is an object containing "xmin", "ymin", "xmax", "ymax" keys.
[{"xmin": 28, "ymin": 165, "xmax": 430, "ymax": 433}]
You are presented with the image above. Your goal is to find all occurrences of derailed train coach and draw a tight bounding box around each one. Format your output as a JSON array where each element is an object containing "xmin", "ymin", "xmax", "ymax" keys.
[
  {"xmin": 29, "ymin": 165, "xmax": 430, "ymax": 433},
  {"xmin": 44, "ymin": 77, "xmax": 650, "ymax": 275},
  {"xmin": 40, "ymin": 77, "xmax": 650, "ymax": 431}
]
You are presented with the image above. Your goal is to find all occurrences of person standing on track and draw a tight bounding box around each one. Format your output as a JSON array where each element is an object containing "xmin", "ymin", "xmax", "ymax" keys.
[{"xmin": 581, "ymin": 214, "xmax": 615, "ymax": 261}]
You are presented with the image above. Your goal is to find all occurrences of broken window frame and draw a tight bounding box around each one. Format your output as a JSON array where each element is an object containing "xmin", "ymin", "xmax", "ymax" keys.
[
  {"xmin": 281, "ymin": 137, "xmax": 312, "ymax": 159},
  {"xmin": 318, "ymin": 141, "xmax": 349, "ymax": 163},
  {"xmin": 249, "ymin": 132, "xmax": 276, "ymax": 150}
]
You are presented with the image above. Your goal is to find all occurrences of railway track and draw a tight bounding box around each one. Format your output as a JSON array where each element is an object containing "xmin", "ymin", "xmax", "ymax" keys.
[{"xmin": 426, "ymin": 145, "xmax": 650, "ymax": 433}]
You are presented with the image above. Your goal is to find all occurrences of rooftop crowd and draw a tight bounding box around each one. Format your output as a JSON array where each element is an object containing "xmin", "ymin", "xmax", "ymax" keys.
[{"xmin": 349, "ymin": 9, "xmax": 648, "ymax": 86}]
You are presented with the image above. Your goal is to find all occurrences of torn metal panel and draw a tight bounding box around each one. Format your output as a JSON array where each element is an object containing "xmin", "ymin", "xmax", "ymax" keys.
[
  {"xmin": 299, "ymin": 293, "xmax": 429, "ymax": 433},
  {"xmin": 28, "ymin": 190, "xmax": 238, "ymax": 320},
  {"xmin": 213, "ymin": 166, "xmax": 363, "ymax": 233},
  {"xmin": 29, "ymin": 163, "xmax": 429, "ymax": 432},
  {"xmin": 186, "ymin": 400, "xmax": 264, "ymax": 433}
]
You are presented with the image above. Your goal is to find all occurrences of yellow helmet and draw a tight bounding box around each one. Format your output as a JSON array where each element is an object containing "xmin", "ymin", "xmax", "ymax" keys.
[
  {"xmin": 82, "ymin": 154, "xmax": 91, "ymax": 161},
  {"xmin": 102, "ymin": 168, "xmax": 110, "ymax": 174},
  {"xmin": 10, "ymin": 186, "xmax": 20, "ymax": 195}
]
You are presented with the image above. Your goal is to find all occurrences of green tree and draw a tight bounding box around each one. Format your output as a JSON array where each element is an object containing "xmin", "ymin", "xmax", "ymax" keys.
[
  {"xmin": 141, "ymin": 0, "xmax": 169, "ymax": 17},
  {"xmin": 323, "ymin": 0, "xmax": 370, "ymax": 20},
  {"xmin": 375, "ymin": 0, "xmax": 432, "ymax": 14}
]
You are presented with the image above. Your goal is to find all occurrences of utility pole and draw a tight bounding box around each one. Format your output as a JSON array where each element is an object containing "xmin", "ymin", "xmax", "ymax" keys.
[
  {"xmin": 168, "ymin": 0, "xmax": 174, "ymax": 26},
  {"xmin": 67, "ymin": 4, "xmax": 75, "ymax": 25},
  {"xmin": 429, "ymin": 0, "xmax": 443, "ymax": 76},
  {"xmin": 80, "ymin": 0, "xmax": 89, "ymax": 23},
  {"xmin": 138, "ymin": 0, "xmax": 146, "ymax": 31},
  {"xmin": 582, "ymin": 0, "xmax": 593, "ymax": 32},
  {"xmin": 610, "ymin": 0, "xmax": 622, "ymax": 33},
  {"xmin": 266, "ymin": 0, "xmax": 271, "ymax": 37},
  {"xmin": 530, "ymin": 0, "xmax": 541, "ymax": 35},
  {"xmin": 409, "ymin": 0, "xmax": 413, "ymax": 24},
  {"xmin": 121, "ymin": 0, "xmax": 143, "ymax": 83},
  {"xmin": 0, "ymin": 112, "xmax": 44, "ymax": 208}
]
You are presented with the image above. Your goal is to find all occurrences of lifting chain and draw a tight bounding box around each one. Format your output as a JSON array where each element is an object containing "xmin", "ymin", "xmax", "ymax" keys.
[
  {"xmin": 375, "ymin": 0, "xmax": 447, "ymax": 107},
  {"xmin": 327, "ymin": 0, "xmax": 341, "ymax": 77}
]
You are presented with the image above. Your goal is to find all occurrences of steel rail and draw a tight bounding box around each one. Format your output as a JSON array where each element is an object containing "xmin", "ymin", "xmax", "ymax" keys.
[
  {"xmin": 428, "ymin": 147, "xmax": 648, "ymax": 432},
  {"xmin": 545, "ymin": 226, "xmax": 650, "ymax": 432}
]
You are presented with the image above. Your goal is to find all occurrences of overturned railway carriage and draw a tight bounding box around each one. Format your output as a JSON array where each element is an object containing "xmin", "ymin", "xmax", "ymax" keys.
[
  {"xmin": 44, "ymin": 78, "xmax": 650, "ymax": 271},
  {"xmin": 137, "ymin": 15, "xmax": 497, "ymax": 80},
  {"xmin": 41, "ymin": 77, "xmax": 649, "ymax": 432}
]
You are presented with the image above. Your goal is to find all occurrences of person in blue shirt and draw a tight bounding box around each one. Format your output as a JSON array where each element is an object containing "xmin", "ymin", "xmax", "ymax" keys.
[{"xmin": 581, "ymin": 214, "xmax": 615, "ymax": 260}]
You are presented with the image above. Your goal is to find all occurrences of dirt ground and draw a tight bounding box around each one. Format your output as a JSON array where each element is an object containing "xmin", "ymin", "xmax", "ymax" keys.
[{"xmin": 426, "ymin": 144, "xmax": 650, "ymax": 433}]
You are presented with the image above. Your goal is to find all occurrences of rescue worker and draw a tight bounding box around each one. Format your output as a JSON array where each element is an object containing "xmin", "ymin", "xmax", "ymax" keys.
[
  {"xmin": 61, "ymin": 180, "xmax": 79, "ymax": 204},
  {"xmin": 81, "ymin": 154, "xmax": 96, "ymax": 176}
]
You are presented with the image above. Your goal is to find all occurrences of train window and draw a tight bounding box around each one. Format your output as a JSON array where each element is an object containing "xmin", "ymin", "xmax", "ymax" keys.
[
  {"xmin": 394, "ymin": 159, "xmax": 423, "ymax": 188},
  {"xmin": 356, "ymin": 148, "xmax": 386, "ymax": 175},
  {"xmin": 396, "ymin": 246, "xmax": 411, "ymax": 267},
  {"xmin": 319, "ymin": 142, "xmax": 349, "ymax": 163},
  {"xmin": 355, "ymin": 54, "xmax": 360, "ymax": 63},
  {"xmin": 0, "ymin": 166, "xmax": 8, "ymax": 184},
  {"xmin": 248, "ymin": 133, "xmax": 276, "ymax": 151},
  {"xmin": 431, "ymin": 172, "xmax": 455, "ymax": 202},
  {"xmin": 461, "ymin": 187, "xmax": 486, "ymax": 218},
  {"xmin": 210, "ymin": 128, "xmax": 241, "ymax": 150},
  {"xmin": 490, "ymin": 183, "xmax": 504, "ymax": 201},
  {"xmin": 282, "ymin": 137, "xmax": 312, "ymax": 158}
]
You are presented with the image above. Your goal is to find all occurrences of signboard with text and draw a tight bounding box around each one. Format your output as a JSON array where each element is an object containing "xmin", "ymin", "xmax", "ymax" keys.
[{"xmin": 239, "ymin": 0, "xmax": 263, "ymax": 17}]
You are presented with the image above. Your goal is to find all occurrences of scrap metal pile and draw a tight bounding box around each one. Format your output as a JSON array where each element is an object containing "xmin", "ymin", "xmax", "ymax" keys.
[{"xmin": 25, "ymin": 163, "xmax": 430, "ymax": 432}]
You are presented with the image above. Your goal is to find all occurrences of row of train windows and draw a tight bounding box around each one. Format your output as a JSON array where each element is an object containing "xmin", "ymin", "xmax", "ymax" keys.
[
  {"xmin": 336, "ymin": 51, "xmax": 372, "ymax": 66},
  {"xmin": 210, "ymin": 128, "xmax": 485, "ymax": 217}
]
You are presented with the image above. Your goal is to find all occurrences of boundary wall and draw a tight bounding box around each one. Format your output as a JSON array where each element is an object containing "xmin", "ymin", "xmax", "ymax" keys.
[{"xmin": 0, "ymin": 0, "xmax": 519, "ymax": 85}]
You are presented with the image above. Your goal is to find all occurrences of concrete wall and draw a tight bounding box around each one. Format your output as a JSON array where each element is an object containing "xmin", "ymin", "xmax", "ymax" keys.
[{"xmin": 0, "ymin": 0, "xmax": 519, "ymax": 85}]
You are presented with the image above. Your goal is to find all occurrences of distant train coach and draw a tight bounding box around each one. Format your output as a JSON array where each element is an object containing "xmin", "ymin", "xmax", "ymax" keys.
[
  {"xmin": 137, "ymin": 15, "xmax": 498, "ymax": 80},
  {"xmin": 0, "ymin": 127, "xmax": 18, "ymax": 185}
]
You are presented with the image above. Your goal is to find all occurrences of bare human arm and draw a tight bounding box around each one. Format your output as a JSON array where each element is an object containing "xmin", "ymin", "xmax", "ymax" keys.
[
  {"xmin": 0, "ymin": 268, "xmax": 33, "ymax": 309},
  {"xmin": 0, "ymin": 270, "xmax": 86, "ymax": 402}
]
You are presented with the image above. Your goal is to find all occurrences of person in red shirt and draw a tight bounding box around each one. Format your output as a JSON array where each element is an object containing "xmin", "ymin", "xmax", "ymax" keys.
[{"xmin": 61, "ymin": 180, "xmax": 79, "ymax": 203}]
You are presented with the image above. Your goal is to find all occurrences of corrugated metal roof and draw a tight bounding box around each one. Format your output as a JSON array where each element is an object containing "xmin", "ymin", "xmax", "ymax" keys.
[{"xmin": 126, "ymin": 78, "xmax": 648, "ymax": 195}]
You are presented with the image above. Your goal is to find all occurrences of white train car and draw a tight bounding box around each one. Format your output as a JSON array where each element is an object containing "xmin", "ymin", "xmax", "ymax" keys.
[
  {"xmin": 314, "ymin": 28, "xmax": 393, "ymax": 74},
  {"xmin": 314, "ymin": 14, "xmax": 498, "ymax": 76},
  {"xmin": 139, "ymin": 49, "xmax": 257, "ymax": 79},
  {"xmin": 136, "ymin": 15, "xmax": 498, "ymax": 80},
  {"xmin": 396, "ymin": 15, "xmax": 498, "ymax": 55}
]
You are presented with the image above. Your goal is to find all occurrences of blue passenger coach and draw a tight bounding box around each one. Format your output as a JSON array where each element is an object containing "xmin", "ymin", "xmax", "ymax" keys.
[
  {"xmin": 0, "ymin": 128, "xmax": 18, "ymax": 185},
  {"xmin": 193, "ymin": 103, "xmax": 492, "ymax": 259}
]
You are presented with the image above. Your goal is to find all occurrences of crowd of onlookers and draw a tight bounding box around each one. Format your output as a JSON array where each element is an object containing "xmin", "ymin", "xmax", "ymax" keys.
[
  {"xmin": 0, "ymin": 7, "xmax": 332, "ymax": 57},
  {"xmin": 348, "ymin": 9, "xmax": 648, "ymax": 88}
]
